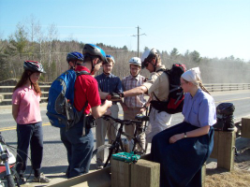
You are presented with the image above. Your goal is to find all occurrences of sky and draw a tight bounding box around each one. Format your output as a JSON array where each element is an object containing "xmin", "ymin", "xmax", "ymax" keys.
[{"xmin": 0, "ymin": 0, "xmax": 250, "ymax": 61}]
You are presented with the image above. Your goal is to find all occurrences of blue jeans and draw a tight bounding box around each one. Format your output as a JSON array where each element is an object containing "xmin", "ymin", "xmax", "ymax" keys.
[
  {"xmin": 60, "ymin": 127, "xmax": 71, "ymax": 176},
  {"xmin": 16, "ymin": 122, "xmax": 43, "ymax": 177},
  {"xmin": 65, "ymin": 120, "xmax": 94, "ymax": 178}
]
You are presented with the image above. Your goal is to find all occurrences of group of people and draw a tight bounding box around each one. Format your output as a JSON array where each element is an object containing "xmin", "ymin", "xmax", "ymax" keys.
[{"xmin": 12, "ymin": 44, "xmax": 216, "ymax": 187}]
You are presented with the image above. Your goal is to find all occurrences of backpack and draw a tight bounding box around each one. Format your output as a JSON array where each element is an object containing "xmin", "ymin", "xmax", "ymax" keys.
[
  {"xmin": 46, "ymin": 69, "xmax": 89, "ymax": 129},
  {"xmin": 213, "ymin": 103, "xmax": 235, "ymax": 131},
  {"xmin": 150, "ymin": 63, "xmax": 186, "ymax": 114}
]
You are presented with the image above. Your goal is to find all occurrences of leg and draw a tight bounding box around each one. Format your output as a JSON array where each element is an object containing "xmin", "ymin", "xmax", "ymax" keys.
[
  {"xmin": 60, "ymin": 127, "xmax": 71, "ymax": 175},
  {"xmin": 16, "ymin": 124, "xmax": 33, "ymax": 176},
  {"xmin": 107, "ymin": 104, "xmax": 119, "ymax": 144},
  {"xmin": 146, "ymin": 108, "xmax": 172, "ymax": 143},
  {"xmin": 95, "ymin": 118, "xmax": 107, "ymax": 165},
  {"xmin": 66, "ymin": 122, "xmax": 94, "ymax": 178},
  {"xmin": 30, "ymin": 122, "xmax": 43, "ymax": 177},
  {"xmin": 124, "ymin": 109, "xmax": 136, "ymax": 152}
]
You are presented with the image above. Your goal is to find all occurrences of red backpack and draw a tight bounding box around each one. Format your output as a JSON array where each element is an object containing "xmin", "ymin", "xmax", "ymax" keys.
[{"xmin": 151, "ymin": 63, "xmax": 186, "ymax": 114}]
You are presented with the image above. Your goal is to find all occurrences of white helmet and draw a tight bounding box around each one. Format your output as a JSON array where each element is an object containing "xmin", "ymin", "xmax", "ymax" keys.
[
  {"xmin": 141, "ymin": 48, "xmax": 158, "ymax": 69},
  {"xmin": 129, "ymin": 57, "xmax": 141, "ymax": 67}
]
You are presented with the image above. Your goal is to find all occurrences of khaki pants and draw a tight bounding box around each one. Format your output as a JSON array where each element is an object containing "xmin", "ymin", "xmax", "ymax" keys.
[
  {"xmin": 146, "ymin": 107, "xmax": 172, "ymax": 143},
  {"xmin": 95, "ymin": 104, "xmax": 119, "ymax": 163},
  {"xmin": 124, "ymin": 107, "xmax": 146, "ymax": 153}
]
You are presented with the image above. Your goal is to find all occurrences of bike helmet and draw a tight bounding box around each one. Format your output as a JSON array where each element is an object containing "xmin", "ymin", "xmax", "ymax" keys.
[
  {"xmin": 105, "ymin": 55, "xmax": 115, "ymax": 64},
  {"xmin": 66, "ymin": 52, "xmax": 84, "ymax": 62},
  {"xmin": 82, "ymin": 44, "xmax": 107, "ymax": 63},
  {"xmin": 129, "ymin": 57, "xmax": 141, "ymax": 67},
  {"xmin": 24, "ymin": 61, "xmax": 46, "ymax": 73},
  {"xmin": 141, "ymin": 48, "xmax": 158, "ymax": 69}
]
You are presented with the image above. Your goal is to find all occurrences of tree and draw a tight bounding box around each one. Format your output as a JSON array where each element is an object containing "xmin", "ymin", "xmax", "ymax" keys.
[
  {"xmin": 170, "ymin": 48, "xmax": 179, "ymax": 59},
  {"xmin": 9, "ymin": 24, "xmax": 28, "ymax": 57},
  {"xmin": 190, "ymin": 50, "xmax": 201, "ymax": 63}
]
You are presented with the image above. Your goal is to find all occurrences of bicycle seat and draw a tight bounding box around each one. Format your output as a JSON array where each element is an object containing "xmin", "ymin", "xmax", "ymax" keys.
[{"xmin": 135, "ymin": 114, "xmax": 149, "ymax": 122}]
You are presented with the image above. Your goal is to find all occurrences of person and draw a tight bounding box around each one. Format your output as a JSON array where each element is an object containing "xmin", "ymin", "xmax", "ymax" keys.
[
  {"xmin": 12, "ymin": 61, "xmax": 49, "ymax": 184},
  {"xmin": 151, "ymin": 67, "xmax": 216, "ymax": 187},
  {"xmin": 121, "ymin": 48, "xmax": 171, "ymax": 143},
  {"xmin": 95, "ymin": 54, "xmax": 123, "ymax": 169},
  {"xmin": 59, "ymin": 51, "xmax": 84, "ymax": 177},
  {"xmin": 121, "ymin": 57, "xmax": 147, "ymax": 153},
  {"xmin": 64, "ymin": 44, "xmax": 112, "ymax": 178}
]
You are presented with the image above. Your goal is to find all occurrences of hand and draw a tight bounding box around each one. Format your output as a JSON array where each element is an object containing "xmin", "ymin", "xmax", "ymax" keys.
[
  {"xmin": 104, "ymin": 108, "xmax": 111, "ymax": 115},
  {"xmin": 169, "ymin": 133, "xmax": 183, "ymax": 144},
  {"xmin": 104, "ymin": 100, "xmax": 112, "ymax": 108},
  {"xmin": 106, "ymin": 92, "xmax": 121, "ymax": 101}
]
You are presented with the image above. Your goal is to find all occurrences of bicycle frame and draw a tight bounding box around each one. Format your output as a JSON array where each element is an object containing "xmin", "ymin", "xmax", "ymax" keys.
[
  {"xmin": 0, "ymin": 142, "xmax": 16, "ymax": 187},
  {"xmin": 94, "ymin": 114, "xmax": 149, "ymax": 168}
]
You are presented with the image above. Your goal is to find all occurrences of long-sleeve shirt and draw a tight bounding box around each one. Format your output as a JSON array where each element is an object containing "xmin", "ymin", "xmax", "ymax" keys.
[
  {"xmin": 95, "ymin": 73, "xmax": 123, "ymax": 103},
  {"xmin": 122, "ymin": 74, "xmax": 146, "ymax": 108}
]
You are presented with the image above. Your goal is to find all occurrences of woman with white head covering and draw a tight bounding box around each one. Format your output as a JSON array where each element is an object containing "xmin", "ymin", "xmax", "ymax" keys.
[{"xmin": 151, "ymin": 67, "xmax": 216, "ymax": 187}]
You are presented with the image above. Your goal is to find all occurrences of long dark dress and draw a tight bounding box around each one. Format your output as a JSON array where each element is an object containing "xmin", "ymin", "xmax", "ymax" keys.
[{"xmin": 151, "ymin": 122, "xmax": 214, "ymax": 187}]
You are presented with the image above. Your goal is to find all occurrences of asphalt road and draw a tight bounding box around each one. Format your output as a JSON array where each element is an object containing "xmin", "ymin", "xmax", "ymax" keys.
[{"xmin": 0, "ymin": 90, "xmax": 249, "ymax": 185}]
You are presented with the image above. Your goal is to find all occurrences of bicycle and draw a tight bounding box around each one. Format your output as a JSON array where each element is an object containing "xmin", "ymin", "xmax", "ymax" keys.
[
  {"xmin": 92, "ymin": 114, "xmax": 149, "ymax": 168},
  {"xmin": 0, "ymin": 134, "xmax": 17, "ymax": 187}
]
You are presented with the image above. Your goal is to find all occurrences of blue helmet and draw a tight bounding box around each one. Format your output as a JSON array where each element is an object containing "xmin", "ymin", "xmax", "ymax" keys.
[
  {"xmin": 66, "ymin": 52, "xmax": 84, "ymax": 62},
  {"xmin": 82, "ymin": 44, "xmax": 107, "ymax": 63},
  {"xmin": 105, "ymin": 55, "xmax": 115, "ymax": 64}
]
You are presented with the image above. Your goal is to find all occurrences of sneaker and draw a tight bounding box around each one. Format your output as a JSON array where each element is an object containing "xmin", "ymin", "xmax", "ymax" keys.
[{"xmin": 32, "ymin": 173, "xmax": 50, "ymax": 183}]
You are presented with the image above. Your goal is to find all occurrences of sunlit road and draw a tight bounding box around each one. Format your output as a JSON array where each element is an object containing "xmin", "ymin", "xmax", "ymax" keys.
[{"xmin": 0, "ymin": 90, "xmax": 249, "ymax": 175}]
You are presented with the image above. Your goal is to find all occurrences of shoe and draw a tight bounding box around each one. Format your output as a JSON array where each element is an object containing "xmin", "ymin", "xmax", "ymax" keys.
[
  {"xmin": 32, "ymin": 173, "xmax": 50, "ymax": 183},
  {"xmin": 96, "ymin": 159, "xmax": 104, "ymax": 169},
  {"xmin": 18, "ymin": 175, "xmax": 26, "ymax": 185}
]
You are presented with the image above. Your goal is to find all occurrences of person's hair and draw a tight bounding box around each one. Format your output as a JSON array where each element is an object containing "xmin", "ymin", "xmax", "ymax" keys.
[
  {"xmin": 13, "ymin": 70, "xmax": 41, "ymax": 96},
  {"xmin": 103, "ymin": 58, "xmax": 114, "ymax": 65},
  {"xmin": 147, "ymin": 53, "xmax": 162, "ymax": 65},
  {"xmin": 82, "ymin": 55, "xmax": 100, "ymax": 64},
  {"xmin": 184, "ymin": 76, "xmax": 210, "ymax": 95}
]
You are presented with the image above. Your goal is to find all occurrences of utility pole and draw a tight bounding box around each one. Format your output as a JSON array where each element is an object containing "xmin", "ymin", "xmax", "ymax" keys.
[{"xmin": 132, "ymin": 26, "xmax": 146, "ymax": 57}]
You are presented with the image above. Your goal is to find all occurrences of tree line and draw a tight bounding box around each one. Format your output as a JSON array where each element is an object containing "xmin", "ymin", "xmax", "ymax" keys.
[{"xmin": 1, "ymin": 22, "xmax": 250, "ymax": 84}]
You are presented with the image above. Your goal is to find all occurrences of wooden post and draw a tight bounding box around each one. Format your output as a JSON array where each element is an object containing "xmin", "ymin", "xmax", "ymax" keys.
[
  {"xmin": 131, "ymin": 159, "xmax": 160, "ymax": 187},
  {"xmin": 211, "ymin": 131, "xmax": 236, "ymax": 171},
  {"xmin": 111, "ymin": 159, "xmax": 131, "ymax": 187},
  {"xmin": 241, "ymin": 117, "xmax": 250, "ymax": 138}
]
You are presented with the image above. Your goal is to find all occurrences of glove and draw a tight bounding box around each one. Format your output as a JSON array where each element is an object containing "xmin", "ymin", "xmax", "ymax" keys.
[{"xmin": 105, "ymin": 92, "xmax": 121, "ymax": 101}]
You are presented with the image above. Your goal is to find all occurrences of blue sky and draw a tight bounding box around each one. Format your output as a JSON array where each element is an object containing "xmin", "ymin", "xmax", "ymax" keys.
[{"xmin": 0, "ymin": 0, "xmax": 250, "ymax": 61}]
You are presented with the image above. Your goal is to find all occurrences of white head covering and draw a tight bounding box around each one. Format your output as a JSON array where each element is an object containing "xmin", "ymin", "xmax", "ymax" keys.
[{"xmin": 181, "ymin": 67, "xmax": 201, "ymax": 85}]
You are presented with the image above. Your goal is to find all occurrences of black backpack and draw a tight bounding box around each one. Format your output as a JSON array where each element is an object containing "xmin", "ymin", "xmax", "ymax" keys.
[
  {"xmin": 151, "ymin": 63, "xmax": 186, "ymax": 114},
  {"xmin": 213, "ymin": 103, "xmax": 235, "ymax": 131}
]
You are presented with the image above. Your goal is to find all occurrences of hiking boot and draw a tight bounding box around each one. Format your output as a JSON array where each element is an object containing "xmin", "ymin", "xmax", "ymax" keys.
[{"xmin": 32, "ymin": 173, "xmax": 50, "ymax": 183}]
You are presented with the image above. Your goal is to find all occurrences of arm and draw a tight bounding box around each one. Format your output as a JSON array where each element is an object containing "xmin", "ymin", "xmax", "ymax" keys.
[
  {"xmin": 99, "ymin": 89, "xmax": 109, "ymax": 100},
  {"xmin": 91, "ymin": 100, "xmax": 112, "ymax": 119},
  {"xmin": 169, "ymin": 125, "xmax": 210, "ymax": 144},
  {"xmin": 12, "ymin": 104, "xmax": 19, "ymax": 121},
  {"xmin": 123, "ymin": 85, "xmax": 148, "ymax": 97}
]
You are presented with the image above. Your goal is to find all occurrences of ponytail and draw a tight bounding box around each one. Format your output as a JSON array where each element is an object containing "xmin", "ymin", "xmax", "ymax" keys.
[{"xmin": 199, "ymin": 82, "xmax": 210, "ymax": 95}]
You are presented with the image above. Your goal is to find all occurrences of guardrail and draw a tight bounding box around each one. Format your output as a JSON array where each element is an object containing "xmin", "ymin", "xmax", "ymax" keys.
[{"xmin": 0, "ymin": 83, "xmax": 250, "ymax": 104}]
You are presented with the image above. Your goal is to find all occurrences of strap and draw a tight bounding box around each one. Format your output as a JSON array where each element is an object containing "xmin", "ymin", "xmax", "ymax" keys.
[
  {"xmin": 156, "ymin": 68, "xmax": 165, "ymax": 73},
  {"xmin": 76, "ymin": 70, "xmax": 90, "ymax": 76},
  {"xmin": 152, "ymin": 92, "xmax": 160, "ymax": 101}
]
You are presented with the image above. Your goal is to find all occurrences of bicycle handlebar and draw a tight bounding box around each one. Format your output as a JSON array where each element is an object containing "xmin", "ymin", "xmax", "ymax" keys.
[{"xmin": 102, "ymin": 114, "xmax": 149, "ymax": 125}]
